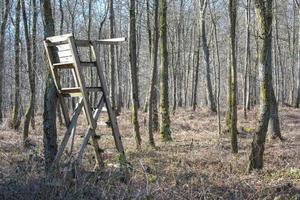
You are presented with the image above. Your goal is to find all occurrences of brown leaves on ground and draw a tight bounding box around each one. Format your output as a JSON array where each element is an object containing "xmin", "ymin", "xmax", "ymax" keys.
[{"xmin": 0, "ymin": 106, "xmax": 299, "ymax": 199}]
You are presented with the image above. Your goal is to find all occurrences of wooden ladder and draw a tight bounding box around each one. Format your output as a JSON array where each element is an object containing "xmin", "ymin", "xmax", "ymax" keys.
[{"xmin": 43, "ymin": 34, "xmax": 126, "ymax": 171}]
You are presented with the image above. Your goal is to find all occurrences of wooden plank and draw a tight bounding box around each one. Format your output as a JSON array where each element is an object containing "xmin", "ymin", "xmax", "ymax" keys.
[
  {"xmin": 68, "ymin": 37, "xmax": 96, "ymax": 129},
  {"xmin": 74, "ymin": 97, "xmax": 105, "ymax": 165},
  {"xmin": 95, "ymin": 37, "xmax": 126, "ymax": 45},
  {"xmin": 75, "ymin": 38, "xmax": 126, "ymax": 47},
  {"xmin": 90, "ymin": 128, "xmax": 104, "ymax": 168},
  {"xmin": 53, "ymin": 56, "xmax": 74, "ymax": 64},
  {"xmin": 60, "ymin": 87, "xmax": 82, "ymax": 97},
  {"xmin": 67, "ymin": 115, "xmax": 77, "ymax": 155},
  {"xmin": 46, "ymin": 33, "xmax": 72, "ymax": 43},
  {"xmin": 53, "ymin": 99, "xmax": 83, "ymax": 166},
  {"xmin": 44, "ymin": 40, "xmax": 71, "ymax": 125},
  {"xmin": 53, "ymin": 50, "xmax": 73, "ymax": 58},
  {"xmin": 60, "ymin": 87, "xmax": 81, "ymax": 94},
  {"xmin": 61, "ymin": 93, "xmax": 82, "ymax": 98},
  {"xmin": 52, "ymin": 43, "xmax": 71, "ymax": 51},
  {"xmin": 58, "ymin": 95, "xmax": 71, "ymax": 125},
  {"xmin": 43, "ymin": 41, "xmax": 60, "ymax": 90},
  {"xmin": 53, "ymin": 62, "xmax": 74, "ymax": 69},
  {"xmin": 91, "ymin": 42, "xmax": 126, "ymax": 159}
]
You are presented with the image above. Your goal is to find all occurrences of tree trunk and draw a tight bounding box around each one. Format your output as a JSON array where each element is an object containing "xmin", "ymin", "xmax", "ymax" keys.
[
  {"xmin": 148, "ymin": 0, "xmax": 159, "ymax": 147},
  {"xmin": 266, "ymin": 0, "xmax": 282, "ymax": 140},
  {"xmin": 227, "ymin": 0, "xmax": 238, "ymax": 154},
  {"xmin": 171, "ymin": 39, "xmax": 176, "ymax": 114},
  {"xmin": 294, "ymin": 2, "xmax": 300, "ymax": 108},
  {"xmin": 22, "ymin": 0, "xmax": 34, "ymax": 145},
  {"xmin": 200, "ymin": 0, "xmax": 216, "ymax": 113},
  {"xmin": 31, "ymin": 0, "xmax": 37, "ymax": 130},
  {"xmin": 243, "ymin": 0, "xmax": 251, "ymax": 119},
  {"xmin": 116, "ymin": 45, "xmax": 123, "ymax": 115},
  {"xmin": 0, "ymin": 0, "xmax": 10, "ymax": 123},
  {"xmin": 209, "ymin": 3, "xmax": 221, "ymax": 135},
  {"xmin": 248, "ymin": 0, "xmax": 273, "ymax": 172},
  {"xmin": 129, "ymin": 0, "xmax": 142, "ymax": 149},
  {"xmin": 109, "ymin": 0, "xmax": 116, "ymax": 111},
  {"xmin": 193, "ymin": 25, "xmax": 200, "ymax": 112},
  {"xmin": 176, "ymin": 0, "xmax": 184, "ymax": 108},
  {"xmin": 41, "ymin": 0, "xmax": 57, "ymax": 172},
  {"xmin": 59, "ymin": 0, "xmax": 64, "ymax": 34},
  {"xmin": 12, "ymin": 0, "xmax": 21, "ymax": 130},
  {"xmin": 159, "ymin": 0, "xmax": 172, "ymax": 141}
]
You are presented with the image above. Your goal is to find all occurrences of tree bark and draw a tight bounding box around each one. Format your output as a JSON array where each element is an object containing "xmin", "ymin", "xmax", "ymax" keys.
[
  {"xmin": 12, "ymin": 0, "xmax": 21, "ymax": 130},
  {"xmin": 209, "ymin": 3, "xmax": 221, "ymax": 135},
  {"xmin": 31, "ymin": 0, "xmax": 37, "ymax": 130},
  {"xmin": 248, "ymin": 0, "xmax": 273, "ymax": 171},
  {"xmin": 41, "ymin": 0, "xmax": 57, "ymax": 172},
  {"xmin": 227, "ymin": 0, "xmax": 238, "ymax": 153},
  {"xmin": 0, "ymin": 0, "xmax": 10, "ymax": 123},
  {"xmin": 109, "ymin": 0, "xmax": 116, "ymax": 111},
  {"xmin": 148, "ymin": 0, "xmax": 159, "ymax": 147},
  {"xmin": 193, "ymin": 23, "xmax": 200, "ymax": 112},
  {"xmin": 22, "ymin": 0, "xmax": 34, "ymax": 145},
  {"xmin": 243, "ymin": 0, "xmax": 251, "ymax": 119},
  {"xmin": 59, "ymin": 0, "xmax": 64, "ymax": 34},
  {"xmin": 294, "ymin": 1, "xmax": 300, "ymax": 108},
  {"xmin": 267, "ymin": 0, "xmax": 282, "ymax": 140},
  {"xmin": 159, "ymin": 0, "xmax": 172, "ymax": 141},
  {"xmin": 200, "ymin": 0, "xmax": 216, "ymax": 113},
  {"xmin": 129, "ymin": 0, "xmax": 142, "ymax": 149}
]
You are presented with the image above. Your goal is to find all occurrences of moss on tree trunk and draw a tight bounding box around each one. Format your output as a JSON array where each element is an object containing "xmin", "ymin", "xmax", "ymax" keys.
[
  {"xmin": 159, "ymin": 0, "xmax": 172, "ymax": 141},
  {"xmin": 12, "ymin": 0, "xmax": 21, "ymax": 130},
  {"xmin": 148, "ymin": 0, "xmax": 159, "ymax": 147},
  {"xmin": 41, "ymin": 0, "xmax": 57, "ymax": 172},
  {"xmin": 248, "ymin": 0, "xmax": 274, "ymax": 172},
  {"xmin": 129, "ymin": 0, "xmax": 142, "ymax": 149},
  {"xmin": 227, "ymin": 0, "xmax": 238, "ymax": 154}
]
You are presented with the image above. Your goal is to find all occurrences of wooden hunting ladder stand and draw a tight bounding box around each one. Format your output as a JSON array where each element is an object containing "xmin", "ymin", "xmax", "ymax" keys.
[{"xmin": 43, "ymin": 34, "xmax": 126, "ymax": 172}]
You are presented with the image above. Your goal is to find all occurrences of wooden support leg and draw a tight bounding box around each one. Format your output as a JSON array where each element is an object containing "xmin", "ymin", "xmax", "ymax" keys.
[
  {"xmin": 52, "ymin": 99, "xmax": 83, "ymax": 167},
  {"xmin": 74, "ymin": 97, "xmax": 105, "ymax": 167},
  {"xmin": 67, "ymin": 122, "xmax": 77, "ymax": 156},
  {"xmin": 91, "ymin": 42, "xmax": 126, "ymax": 163}
]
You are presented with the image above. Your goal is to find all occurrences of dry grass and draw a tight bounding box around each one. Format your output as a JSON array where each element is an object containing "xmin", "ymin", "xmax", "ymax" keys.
[{"xmin": 0, "ymin": 106, "xmax": 299, "ymax": 199}]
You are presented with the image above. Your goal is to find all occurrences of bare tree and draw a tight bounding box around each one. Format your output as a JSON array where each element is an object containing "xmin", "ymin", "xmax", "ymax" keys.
[
  {"xmin": 200, "ymin": 0, "xmax": 216, "ymax": 113},
  {"xmin": 0, "ymin": 0, "xmax": 10, "ymax": 123},
  {"xmin": 109, "ymin": 0, "xmax": 116, "ymax": 111},
  {"xmin": 243, "ymin": 0, "xmax": 251, "ymax": 119},
  {"xmin": 129, "ymin": 0, "xmax": 142, "ymax": 149},
  {"xmin": 41, "ymin": 0, "xmax": 57, "ymax": 172},
  {"xmin": 248, "ymin": 0, "xmax": 275, "ymax": 171},
  {"xmin": 22, "ymin": 0, "xmax": 34, "ymax": 145},
  {"xmin": 148, "ymin": 0, "xmax": 160, "ymax": 147},
  {"xmin": 227, "ymin": 0, "xmax": 238, "ymax": 153},
  {"xmin": 159, "ymin": 0, "xmax": 172, "ymax": 141},
  {"xmin": 294, "ymin": 0, "xmax": 300, "ymax": 108},
  {"xmin": 12, "ymin": 0, "xmax": 21, "ymax": 130}
]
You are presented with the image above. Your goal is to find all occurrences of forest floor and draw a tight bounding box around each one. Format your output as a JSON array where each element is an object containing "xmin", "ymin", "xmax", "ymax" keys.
[{"xmin": 0, "ymin": 106, "xmax": 299, "ymax": 200}]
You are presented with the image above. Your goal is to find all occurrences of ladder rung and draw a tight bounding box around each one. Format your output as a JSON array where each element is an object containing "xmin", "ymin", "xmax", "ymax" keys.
[
  {"xmin": 60, "ymin": 87, "xmax": 82, "ymax": 97},
  {"xmin": 53, "ymin": 62, "xmax": 74, "ymax": 69},
  {"xmin": 61, "ymin": 87, "xmax": 81, "ymax": 93},
  {"xmin": 80, "ymin": 62, "xmax": 97, "ymax": 67},
  {"xmin": 86, "ymin": 87, "xmax": 103, "ymax": 92},
  {"xmin": 59, "ymin": 87, "xmax": 102, "ymax": 97}
]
